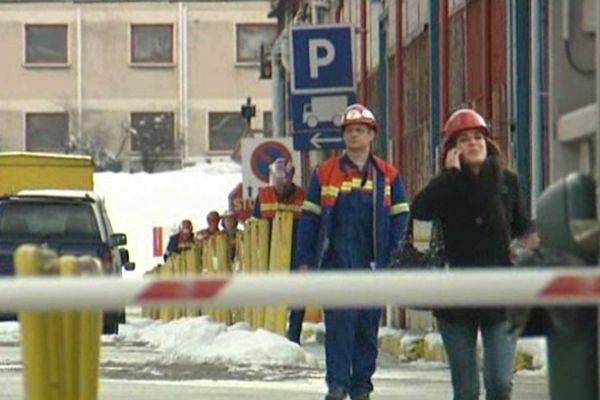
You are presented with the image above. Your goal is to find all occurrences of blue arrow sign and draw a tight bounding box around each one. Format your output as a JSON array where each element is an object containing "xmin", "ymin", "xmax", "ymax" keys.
[{"xmin": 293, "ymin": 130, "xmax": 345, "ymax": 151}]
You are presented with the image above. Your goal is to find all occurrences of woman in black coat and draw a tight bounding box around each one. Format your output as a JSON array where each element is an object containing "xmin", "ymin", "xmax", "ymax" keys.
[{"xmin": 411, "ymin": 109, "xmax": 537, "ymax": 400}]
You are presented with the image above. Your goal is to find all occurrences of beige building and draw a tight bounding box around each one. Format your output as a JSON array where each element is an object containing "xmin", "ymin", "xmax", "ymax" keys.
[{"xmin": 0, "ymin": 1, "xmax": 276, "ymax": 171}]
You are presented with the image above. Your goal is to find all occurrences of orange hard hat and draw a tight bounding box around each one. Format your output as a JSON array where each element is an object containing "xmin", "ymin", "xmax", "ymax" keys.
[{"xmin": 340, "ymin": 104, "xmax": 377, "ymax": 132}]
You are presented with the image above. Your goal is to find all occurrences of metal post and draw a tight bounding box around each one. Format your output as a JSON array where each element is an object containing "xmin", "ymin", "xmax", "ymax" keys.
[
  {"xmin": 531, "ymin": 0, "xmax": 544, "ymax": 206},
  {"xmin": 395, "ymin": 0, "xmax": 404, "ymax": 173},
  {"xmin": 595, "ymin": 0, "xmax": 600, "ymax": 392},
  {"xmin": 440, "ymin": 0, "xmax": 449, "ymax": 122},
  {"xmin": 360, "ymin": 0, "xmax": 368, "ymax": 105},
  {"xmin": 429, "ymin": 0, "xmax": 441, "ymax": 173},
  {"xmin": 515, "ymin": 0, "xmax": 532, "ymax": 213},
  {"xmin": 378, "ymin": 16, "xmax": 388, "ymax": 159}
]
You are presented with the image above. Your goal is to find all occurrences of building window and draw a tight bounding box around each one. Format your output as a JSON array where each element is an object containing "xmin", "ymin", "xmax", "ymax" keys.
[
  {"xmin": 130, "ymin": 24, "xmax": 174, "ymax": 64},
  {"xmin": 209, "ymin": 112, "xmax": 247, "ymax": 151},
  {"xmin": 26, "ymin": 113, "xmax": 69, "ymax": 152},
  {"xmin": 130, "ymin": 112, "xmax": 175, "ymax": 152},
  {"xmin": 263, "ymin": 111, "xmax": 273, "ymax": 138},
  {"xmin": 25, "ymin": 24, "xmax": 68, "ymax": 65},
  {"xmin": 236, "ymin": 23, "xmax": 278, "ymax": 63}
]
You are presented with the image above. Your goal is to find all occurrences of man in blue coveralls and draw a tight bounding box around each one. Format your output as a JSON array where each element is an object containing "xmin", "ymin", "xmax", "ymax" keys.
[{"xmin": 295, "ymin": 104, "xmax": 409, "ymax": 400}]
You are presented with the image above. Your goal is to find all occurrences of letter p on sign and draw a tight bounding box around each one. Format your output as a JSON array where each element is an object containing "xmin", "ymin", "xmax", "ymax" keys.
[
  {"xmin": 309, "ymin": 39, "xmax": 335, "ymax": 79},
  {"xmin": 291, "ymin": 25, "xmax": 355, "ymax": 94}
]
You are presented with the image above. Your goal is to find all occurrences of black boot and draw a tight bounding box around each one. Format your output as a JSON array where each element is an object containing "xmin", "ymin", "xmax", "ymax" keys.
[{"xmin": 324, "ymin": 388, "xmax": 347, "ymax": 400}]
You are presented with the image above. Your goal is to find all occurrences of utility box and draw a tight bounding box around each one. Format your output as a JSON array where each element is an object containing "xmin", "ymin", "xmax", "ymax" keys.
[{"xmin": 0, "ymin": 152, "xmax": 94, "ymax": 195}]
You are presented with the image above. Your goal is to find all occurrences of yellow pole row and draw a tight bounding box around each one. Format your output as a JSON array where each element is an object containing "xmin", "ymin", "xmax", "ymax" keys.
[
  {"xmin": 15, "ymin": 245, "xmax": 102, "ymax": 400},
  {"xmin": 142, "ymin": 212, "xmax": 322, "ymax": 334}
]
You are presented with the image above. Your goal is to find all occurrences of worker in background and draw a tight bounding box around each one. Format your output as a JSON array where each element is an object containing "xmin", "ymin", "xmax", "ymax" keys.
[
  {"xmin": 196, "ymin": 210, "xmax": 221, "ymax": 243},
  {"xmin": 163, "ymin": 219, "xmax": 195, "ymax": 261},
  {"xmin": 253, "ymin": 157, "xmax": 306, "ymax": 344}
]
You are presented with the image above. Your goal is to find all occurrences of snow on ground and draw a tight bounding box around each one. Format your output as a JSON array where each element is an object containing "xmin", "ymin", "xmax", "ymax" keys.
[
  {"xmin": 0, "ymin": 322, "xmax": 20, "ymax": 343},
  {"xmin": 116, "ymin": 316, "xmax": 317, "ymax": 368},
  {"xmin": 94, "ymin": 159, "xmax": 242, "ymax": 278}
]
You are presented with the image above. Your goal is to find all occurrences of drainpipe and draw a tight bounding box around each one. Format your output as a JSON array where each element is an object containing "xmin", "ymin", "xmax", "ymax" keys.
[
  {"xmin": 76, "ymin": 7, "xmax": 83, "ymax": 138},
  {"xmin": 429, "ymin": 0, "xmax": 441, "ymax": 172},
  {"xmin": 515, "ymin": 0, "xmax": 531, "ymax": 212},
  {"xmin": 440, "ymin": 0, "xmax": 449, "ymax": 122},
  {"xmin": 335, "ymin": 0, "xmax": 344, "ymax": 23},
  {"xmin": 530, "ymin": 0, "xmax": 544, "ymax": 203},
  {"xmin": 483, "ymin": 0, "xmax": 492, "ymax": 118},
  {"xmin": 360, "ymin": 0, "xmax": 368, "ymax": 105},
  {"xmin": 271, "ymin": 33, "xmax": 285, "ymax": 137},
  {"xmin": 178, "ymin": 2, "xmax": 189, "ymax": 163},
  {"xmin": 395, "ymin": 0, "xmax": 403, "ymax": 170}
]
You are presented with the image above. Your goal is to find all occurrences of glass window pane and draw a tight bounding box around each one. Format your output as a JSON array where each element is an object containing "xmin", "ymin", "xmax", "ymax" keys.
[
  {"xmin": 25, "ymin": 25, "xmax": 68, "ymax": 64},
  {"xmin": 26, "ymin": 113, "xmax": 69, "ymax": 152},
  {"xmin": 0, "ymin": 202, "xmax": 99, "ymax": 241},
  {"xmin": 131, "ymin": 25, "xmax": 173, "ymax": 63},
  {"xmin": 209, "ymin": 112, "xmax": 247, "ymax": 151},
  {"xmin": 130, "ymin": 112, "xmax": 175, "ymax": 152},
  {"xmin": 236, "ymin": 24, "xmax": 277, "ymax": 63}
]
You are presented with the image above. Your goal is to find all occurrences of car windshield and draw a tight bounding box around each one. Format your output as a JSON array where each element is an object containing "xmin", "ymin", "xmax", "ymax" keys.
[{"xmin": 0, "ymin": 201, "xmax": 100, "ymax": 241}]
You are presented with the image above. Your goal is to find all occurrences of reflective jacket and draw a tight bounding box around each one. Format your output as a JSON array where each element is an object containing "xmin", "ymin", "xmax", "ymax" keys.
[
  {"xmin": 253, "ymin": 184, "xmax": 305, "ymax": 220},
  {"xmin": 295, "ymin": 154, "xmax": 409, "ymax": 270}
]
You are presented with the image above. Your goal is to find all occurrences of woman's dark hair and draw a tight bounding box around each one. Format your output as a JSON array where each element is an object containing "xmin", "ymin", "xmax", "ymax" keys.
[{"xmin": 440, "ymin": 135, "xmax": 504, "ymax": 171}]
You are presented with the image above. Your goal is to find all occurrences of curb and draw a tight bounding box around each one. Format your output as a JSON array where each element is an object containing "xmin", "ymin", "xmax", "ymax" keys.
[{"xmin": 302, "ymin": 324, "xmax": 546, "ymax": 371}]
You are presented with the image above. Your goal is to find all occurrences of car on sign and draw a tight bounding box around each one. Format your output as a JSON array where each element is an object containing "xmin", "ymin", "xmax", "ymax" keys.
[{"xmin": 0, "ymin": 189, "xmax": 135, "ymax": 334}]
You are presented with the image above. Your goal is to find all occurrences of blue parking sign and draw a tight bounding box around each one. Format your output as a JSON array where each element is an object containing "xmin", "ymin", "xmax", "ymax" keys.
[{"xmin": 290, "ymin": 25, "xmax": 355, "ymax": 94}]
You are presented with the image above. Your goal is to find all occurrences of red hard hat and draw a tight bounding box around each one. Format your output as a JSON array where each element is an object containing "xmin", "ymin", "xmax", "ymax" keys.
[
  {"xmin": 207, "ymin": 211, "xmax": 220, "ymax": 223},
  {"xmin": 443, "ymin": 109, "xmax": 491, "ymax": 141},
  {"xmin": 441, "ymin": 108, "xmax": 492, "ymax": 165},
  {"xmin": 341, "ymin": 104, "xmax": 377, "ymax": 132}
]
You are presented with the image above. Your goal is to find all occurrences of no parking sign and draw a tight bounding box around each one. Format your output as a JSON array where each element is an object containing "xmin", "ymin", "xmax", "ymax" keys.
[{"xmin": 241, "ymin": 138, "xmax": 300, "ymax": 200}]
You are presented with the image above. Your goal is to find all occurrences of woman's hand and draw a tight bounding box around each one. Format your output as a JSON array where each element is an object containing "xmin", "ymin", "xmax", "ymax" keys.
[
  {"xmin": 445, "ymin": 147, "xmax": 462, "ymax": 170},
  {"xmin": 509, "ymin": 232, "xmax": 540, "ymax": 264}
]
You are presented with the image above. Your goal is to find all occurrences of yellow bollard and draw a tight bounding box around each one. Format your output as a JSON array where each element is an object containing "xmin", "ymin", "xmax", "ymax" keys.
[
  {"xmin": 252, "ymin": 219, "xmax": 270, "ymax": 329},
  {"xmin": 15, "ymin": 245, "xmax": 55, "ymax": 400},
  {"xmin": 77, "ymin": 257, "xmax": 102, "ymax": 400},
  {"xmin": 59, "ymin": 256, "xmax": 81, "ymax": 400},
  {"xmin": 183, "ymin": 246, "xmax": 202, "ymax": 317},
  {"xmin": 215, "ymin": 234, "xmax": 232, "ymax": 325},
  {"xmin": 269, "ymin": 212, "xmax": 294, "ymax": 335},
  {"xmin": 241, "ymin": 224, "xmax": 253, "ymax": 325}
]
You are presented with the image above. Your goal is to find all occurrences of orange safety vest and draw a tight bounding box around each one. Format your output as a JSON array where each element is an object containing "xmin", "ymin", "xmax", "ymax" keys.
[{"xmin": 257, "ymin": 185, "xmax": 305, "ymax": 220}]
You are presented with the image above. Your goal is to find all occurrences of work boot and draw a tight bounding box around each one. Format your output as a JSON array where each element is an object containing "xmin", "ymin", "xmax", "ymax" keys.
[{"xmin": 324, "ymin": 388, "xmax": 347, "ymax": 400}]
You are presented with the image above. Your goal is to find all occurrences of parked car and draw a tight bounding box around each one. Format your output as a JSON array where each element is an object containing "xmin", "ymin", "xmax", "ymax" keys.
[{"xmin": 0, "ymin": 189, "xmax": 135, "ymax": 334}]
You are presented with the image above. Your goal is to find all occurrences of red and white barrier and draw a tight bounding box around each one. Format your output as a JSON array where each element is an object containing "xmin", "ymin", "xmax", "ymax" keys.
[{"xmin": 0, "ymin": 268, "xmax": 599, "ymax": 311}]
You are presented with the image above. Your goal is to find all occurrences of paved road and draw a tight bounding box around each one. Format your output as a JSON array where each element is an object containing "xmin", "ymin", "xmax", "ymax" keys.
[{"xmin": 0, "ymin": 340, "xmax": 548, "ymax": 399}]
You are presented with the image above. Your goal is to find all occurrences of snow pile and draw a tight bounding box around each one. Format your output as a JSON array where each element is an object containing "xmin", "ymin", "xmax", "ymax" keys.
[
  {"xmin": 118, "ymin": 316, "xmax": 317, "ymax": 368},
  {"xmin": 516, "ymin": 337, "xmax": 547, "ymax": 373},
  {"xmin": 94, "ymin": 160, "xmax": 242, "ymax": 278},
  {"xmin": 0, "ymin": 322, "xmax": 20, "ymax": 343}
]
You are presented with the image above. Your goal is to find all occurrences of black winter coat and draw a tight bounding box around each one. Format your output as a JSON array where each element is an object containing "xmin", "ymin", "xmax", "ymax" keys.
[{"xmin": 411, "ymin": 161, "xmax": 531, "ymax": 321}]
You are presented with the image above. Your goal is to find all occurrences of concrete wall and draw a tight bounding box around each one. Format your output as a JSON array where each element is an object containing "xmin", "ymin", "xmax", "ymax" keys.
[
  {"xmin": 0, "ymin": 1, "xmax": 274, "ymax": 170},
  {"xmin": 549, "ymin": 0, "xmax": 596, "ymax": 179}
]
